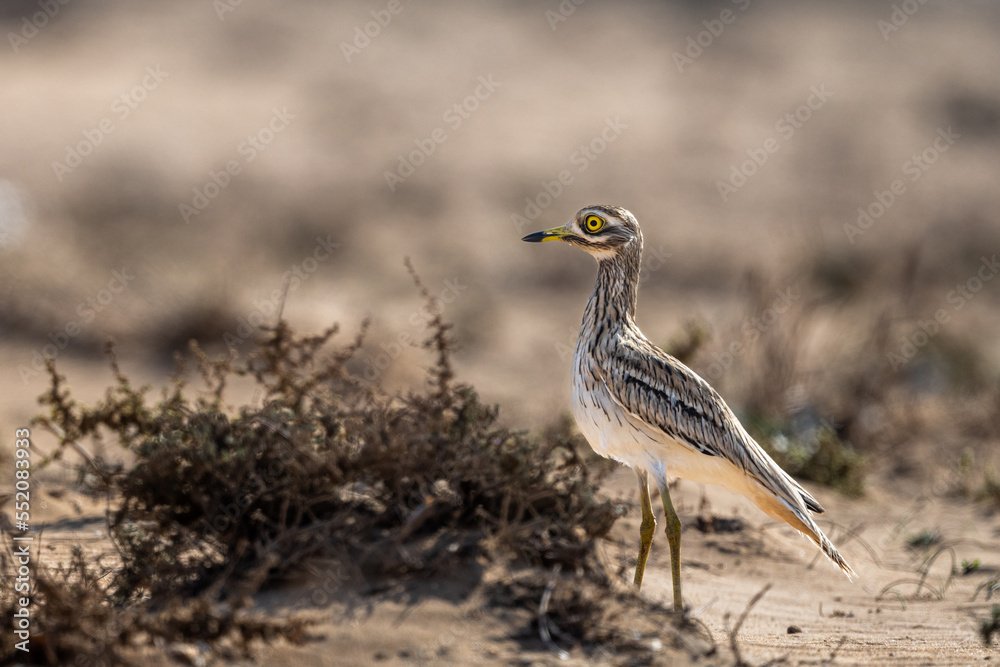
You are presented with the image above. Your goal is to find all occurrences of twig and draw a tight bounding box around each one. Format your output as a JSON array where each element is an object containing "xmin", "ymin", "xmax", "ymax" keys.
[
  {"xmin": 805, "ymin": 519, "xmax": 883, "ymax": 570},
  {"xmin": 727, "ymin": 583, "xmax": 772, "ymax": 666},
  {"xmin": 275, "ymin": 270, "xmax": 293, "ymax": 323},
  {"xmin": 394, "ymin": 496, "xmax": 436, "ymax": 544},
  {"xmin": 974, "ymin": 577, "xmax": 999, "ymax": 601},
  {"xmin": 877, "ymin": 543, "xmax": 960, "ymax": 601},
  {"xmin": 538, "ymin": 564, "xmax": 569, "ymax": 660},
  {"xmin": 36, "ymin": 421, "xmax": 104, "ymax": 479}
]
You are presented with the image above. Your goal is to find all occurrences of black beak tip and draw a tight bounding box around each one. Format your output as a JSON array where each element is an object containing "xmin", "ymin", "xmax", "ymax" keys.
[{"xmin": 522, "ymin": 231, "xmax": 547, "ymax": 243}]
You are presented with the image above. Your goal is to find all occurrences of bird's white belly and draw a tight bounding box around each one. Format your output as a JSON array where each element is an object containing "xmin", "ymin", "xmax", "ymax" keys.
[
  {"xmin": 571, "ymin": 353, "xmax": 663, "ymax": 469},
  {"xmin": 571, "ymin": 353, "xmax": 750, "ymax": 493},
  {"xmin": 571, "ymin": 367, "xmax": 628, "ymax": 461}
]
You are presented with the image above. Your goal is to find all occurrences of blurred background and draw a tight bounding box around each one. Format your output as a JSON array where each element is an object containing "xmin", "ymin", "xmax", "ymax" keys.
[{"xmin": 1, "ymin": 0, "xmax": 999, "ymax": 489}]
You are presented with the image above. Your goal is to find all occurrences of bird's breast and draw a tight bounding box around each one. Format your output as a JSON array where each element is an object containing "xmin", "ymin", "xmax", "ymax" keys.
[
  {"xmin": 571, "ymin": 339, "xmax": 647, "ymax": 466},
  {"xmin": 571, "ymin": 335, "xmax": 723, "ymax": 479},
  {"xmin": 570, "ymin": 347, "xmax": 610, "ymax": 459}
]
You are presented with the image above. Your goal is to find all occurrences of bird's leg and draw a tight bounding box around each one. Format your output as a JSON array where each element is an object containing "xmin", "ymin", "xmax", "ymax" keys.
[
  {"xmin": 658, "ymin": 483, "xmax": 684, "ymax": 611},
  {"xmin": 633, "ymin": 469, "xmax": 656, "ymax": 590}
]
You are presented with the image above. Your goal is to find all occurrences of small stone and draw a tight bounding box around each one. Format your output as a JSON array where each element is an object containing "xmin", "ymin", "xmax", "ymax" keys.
[{"xmin": 787, "ymin": 625, "xmax": 803, "ymax": 634}]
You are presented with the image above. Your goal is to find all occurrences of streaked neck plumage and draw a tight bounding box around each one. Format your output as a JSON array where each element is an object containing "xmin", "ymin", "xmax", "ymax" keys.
[{"xmin": 580, "ymin": 232, "xmax": 643, "ymax": 343}]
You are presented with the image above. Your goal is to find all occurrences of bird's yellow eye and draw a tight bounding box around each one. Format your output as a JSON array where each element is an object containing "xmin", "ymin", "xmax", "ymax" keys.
[{"xmin": 584, "ymin": 215, "xmax": 605, "ymax": 233}]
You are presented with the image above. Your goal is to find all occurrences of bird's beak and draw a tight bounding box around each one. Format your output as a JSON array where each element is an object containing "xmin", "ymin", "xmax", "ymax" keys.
[{"xmin": 521, "ymin": 224, "xmax": 575, "ymax": 243}]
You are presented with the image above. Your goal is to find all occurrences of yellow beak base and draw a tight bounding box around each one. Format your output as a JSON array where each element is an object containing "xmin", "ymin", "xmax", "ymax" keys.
[{"xmin": 521, "ymin": 226, "xmax": 574, "ymax": 243}]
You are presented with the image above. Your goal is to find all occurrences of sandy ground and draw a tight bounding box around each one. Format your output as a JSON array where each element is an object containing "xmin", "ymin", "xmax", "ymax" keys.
[
  {"xmin": 18, "ymin": 463, "xmax": 1000, "ymax": 665},
  {"xmin": 265, "ymin": 470, "xmax": 1000, "ymax": 666}
]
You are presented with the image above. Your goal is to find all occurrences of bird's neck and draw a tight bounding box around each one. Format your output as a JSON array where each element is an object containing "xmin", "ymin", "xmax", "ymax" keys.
[{"xmin": 584, "ymin": 241, "xmax": 642, "ymax": 329}]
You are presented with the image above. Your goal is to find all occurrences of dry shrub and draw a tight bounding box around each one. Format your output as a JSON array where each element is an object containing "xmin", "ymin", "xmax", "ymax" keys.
[
  {"xmin": 490, "ymin": 568, "xmax": 712, "ymax": 662},
  {"xmin": 2, "ymin": 548, "xmax": 131, "ymax": 666},
  {"xmin": 1, "ymin": 269, "xmax": 702, "ymax": 665},
  {"xmin": 0, "ymin": 546, "xmax": 308, "ymax": 667}
]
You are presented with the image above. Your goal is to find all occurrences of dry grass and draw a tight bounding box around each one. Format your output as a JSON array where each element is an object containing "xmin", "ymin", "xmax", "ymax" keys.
[{"xmin": 980, "ymin": 606, "xmax": 1000, "ymax": 646}]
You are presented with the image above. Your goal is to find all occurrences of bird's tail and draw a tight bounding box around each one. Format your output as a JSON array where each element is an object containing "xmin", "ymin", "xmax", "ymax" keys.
[
  {"xmin": 748, "ymin": 477, "xmax": 856, "ymax": 580},
  {"xmin": 731, "ymin": 426, "xmax": 856, "ymax": 579}
]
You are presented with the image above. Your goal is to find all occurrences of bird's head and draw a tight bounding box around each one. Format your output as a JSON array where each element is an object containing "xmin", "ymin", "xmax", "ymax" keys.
[{"xmin": 521, "ymin": 205, "xmax": 642, "ymax": 261}]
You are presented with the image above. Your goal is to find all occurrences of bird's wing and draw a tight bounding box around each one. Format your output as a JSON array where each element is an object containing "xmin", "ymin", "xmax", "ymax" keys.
[{"xmin": 596, "ymin": 333, "xmax": 824, "ymax": 514}]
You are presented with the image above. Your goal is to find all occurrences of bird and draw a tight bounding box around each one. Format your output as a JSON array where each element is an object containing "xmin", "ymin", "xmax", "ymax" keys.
[{"xmin": 522, "ymin": 204, "xmax": 854, "ymax": 611}]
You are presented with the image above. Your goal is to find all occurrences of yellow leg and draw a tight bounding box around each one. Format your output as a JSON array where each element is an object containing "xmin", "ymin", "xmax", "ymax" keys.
[
  {"xmin": 633, "ymin": 469, "xmax": 656, "ymax": 590},
  {"xmin": 659, "ymin": 483, "xmax": 684, "ymax": 611}
]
